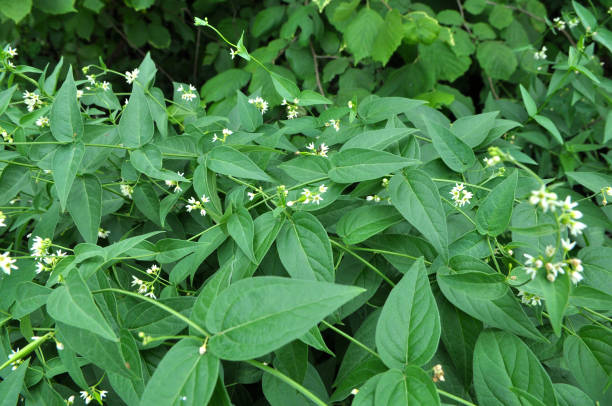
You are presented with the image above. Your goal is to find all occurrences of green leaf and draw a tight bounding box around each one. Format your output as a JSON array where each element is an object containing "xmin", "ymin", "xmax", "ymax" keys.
[
  {"xmin": 67, "ymin": 175, "xmax": 102, "ymax": 243},
  {"xmin": 47, "ymin": 269, "xmax": 118, "ymax": 341},
  {"xmin": 437, "ymin": 271, "xmax": 508, "ymax": 299},
  {"xmin": 376, "ymin": 258, "xmax": 440, "ymax": 368},
  {"xmin": 345, "ymin": 8, "xmax": 384, "ymax": 64},
  {"xmin": 297, "ymin": 90, "xmax": 332, "ymax": 106},
  {"xmin": 0, "ymin": 165, "xmax": 30, "ymax": 206},
  {"xmin": 277, "ymin": 211, "xmax": 334, "ymax": 282},
  {"xmin": 389, "ymin": 170, "xmax": 448, "ymax": 257},
  {"xmin": 566, "ymin": 171, "xmax": 612, "ymax": 193},
  {"xmin": 206, "ymin": 276, "xmax": 363, "ymax": 360},
  {"xmin": 572, "ymin": 1, "xmax": 597, "ymax": 30},
  {"xmin": 489, "ymin": 4, "xmax": 513, "ymax": 29},
  {"xmin": 353, "ymin": 367, "xmax": 440, "ymax": 405},
  {"xmin": 140, "ymin": 339, "xmax": 218, "ymax": 406},
  {"xmin": 451, "ymin": 112, "xmax": 499, "ymax": 148},
  {"xmin": 119, "ymin": 84, "xmax": 154, "ymax": 148},
  {"xmin": 270, "ymin": 72, "xmax": 300, "ymax": 100},
  {"xmin": 474, "ymin": 330, "xmax": 557, "ymax": 406},
  {"xmin": 337, "ymin": 205, "xmax": 402, "ymax": 245},
  {"xmin": 593, "ymin": 27, "xmax": 612, "ymax": 57},
  {"xmin": 133, "ymin": 183, "xmax": 162, "ymax": 227},
  {"xmin": 207, "ymin": 145, "xmax": 273, "ymax": 182},
  {"xmin": 564, "ymin": 332, "xmax": 612, "ymax": 404},
  {"xmin": 202, "ymin": 70, "xmax": 250, "ymax": 103},
  {"xmin": 476, "ymin": 171, "xmax": 518, "ymax": 236},
  {"xmin": 0, "ymin": 359, "xmax": 29, "ymax": 405},
  {"xmin": 35, "ymin": 0, "xmax": 76, "ymax": 14},
  {"xmin": 0, "ymin": 0, "xmax": 32, "ymax": 22},
  {"xmin": 476, "ymin": 41, "xmax": 518, "ymax": 80},
  {"xmin": 227, "ymin": 207, "xmax": 256, "ymax": 263},
  {"xmin": 534, "ymin": 114, "xmax": 563, "ymax": 144},
  {"xmin": 426, "ymin": 120, "xmax": 476, "ymax": 172},
  {"xmin": 520, "ymin": 85, "xmax": 537, "ymax": 117},
  {"xmin": 357, "ymin": 97, "xmax": 425, "ymax": 124},
  {"xmin": 236, "ymin": 91, "xmax": 262, "ymax": 132},
  {"xmin": 437, "ymin": 258, "xmax": 545, "ymax": 342},
  {"xmin": 341, "ymin": 128, "xmax": 417, "ymax": 151},
  {"xmin": 50, "ymin": 66, "xmax": 83, "ymax": 142},
  {"xmin": 328, "ymin": 149, "xmax": 418, "ymax": 183},
  {"xmin": 52, "ymin": 142, "xmax": 85, "ymax": 211},
  {"xmin": 0, "ymin": 85, "xmax": 17, "ymax": 116},
  {"xmin": 371, "ymin": 10, "xmax": 403, "ymax": 66},
  {"xmin": 554, "ymin": 383, "xmax": 594, "ymax": 406},
  {"xmin": 464, "ymin": 0, "xmax": 487, "ymax": 14},
  {"xmin": 130, "ymin": 145, "xmax": 185, "ymax": 182},
  {"xmin": 12, "ymin": 282, "xmax": 52, "ymax": 319}
]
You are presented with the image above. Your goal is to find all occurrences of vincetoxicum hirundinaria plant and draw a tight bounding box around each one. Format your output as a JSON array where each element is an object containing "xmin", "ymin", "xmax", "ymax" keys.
[{"xmin": 1, "ymin": 5, "xmax": 612, "ymax": 406}]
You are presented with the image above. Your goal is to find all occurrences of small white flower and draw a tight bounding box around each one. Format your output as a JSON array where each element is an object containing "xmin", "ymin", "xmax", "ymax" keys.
[
  {"xmin": 529, "ymin": 186, "xmax": 558, "ymax": 212},
  {"xmin": 99, "ymin": 390, "xmax": 107, "ymax": 400},
  {"xmin": 35, "ymin": 116, "xmax": 50, "ymax": 127},
  {"xmin": 318, "ymin": 184, "xmax": 328, "ymax": 193},
  {"xmin": 125, "ymin": 68, "xmax": 140, "ymax": 84},
  {"xmin": 312, "ymin": 194, "xmax": 323, "ymax": 205},
  {"xmin": 561, "ymin": 239, "xmax": 575, "ymax": 251},
  {"xmin": 35, "ymin": 262, "xmax": 46, "ymax": 274},
  {"xmin": 164, "ymin": 172, "xmax": 184, "ymax": 193},
  {"xmin": 6, "ymin": 46, "xmax": 17, "ymax": 57},
  {"xmin": 306, "ymin": 142, "xmax": 316, "ymax": 151},
  {"xmin": 568, "ymin": 18, "xmax": 579, "ymax": 28},
  {"xmin": 248, "ymin": 96, "xmax": 269, "ymax": 114},
  {"xmin": 450, "ymin": 183, "xmax": 473, "ymax": 207},
  {"xmin": 545, "ymin": 245, "xmax": 555, "ymax": 258},
  {"xmin": 325, "ymin": 119, "xmax": 340, "ymax": 132},
  {"xmin": 229, "ymin": 48, "xmax": 237, "ymax": 59},
  {"xmin": 98, "ymin": 228, "xmax": 110, "ymax": 239},
  {"xmin": 79, "ymin": 391, "xmax": 93, "ymax": 405},
  {"xmin": 131, "ymin": 276, "xmax": 143, "ymax": 287},
  {"xmin": 199, "ymin": 343, "xmax": 207, "ymax": 355},
  {"xmin": 286, "ymin": 200, "xmax": 295, "ymax": 207},
  {"xmin": 66, "ymin": 395, "xmax": 75, "ymax": 405},
  {"xmin": 553, "ymin": 17, "xmax": 566, "ymax": 30},
  {"xmin": 348, "ymin": 101, "xmax": 354, "ymax": 109},
  {"xmin": 31, "ymin": 236, "xmax": 52, "ymax": 259},
  {"xmin": 76, "ymin": 89, "xmax": 84, "ymax": 98},
  {"xmin": 120, "ymin": 183, "xmax": 134, "ymax": 199},
  {"xmin": 351, "ymin": 388, "xmax": 359, "ymax": 395},
  {"xmin": 606, "ymin": 186, "xmax": 612, "ymax": 197},
  {"xmin": 146, "ymin": 264, "xmax": 160, "ymax": 275},
  {"xmin": 56, "ymin": 341, "xmax": 64, "ymax": 350},
  {"xmin": 0, "ymin": 211, "xmax": 6, "ymax": 227},
  {"xmin": 186, "ymin": 196, "xmax": 207, "ymax": 216},
  {"xmin": 534, "ymin": 45, "xmax": 548, "ymax": 60},
  {"xmin": 86, "ymin": 74, "xmax": 96, "ymax": 85},
  {"xmin": 247, "ymin": 192, "xmax": 256, "ymax": 201},
  {"xmin": 318, "ymin": 143, "xmax": 329, "ymax": 157},
  {"xmin": 222, "ymin": 128, "xmax": 233, "ymax": 136},
  {"xmin": 568, "ymin": 219, "xmax": 587, "ymax": 236},
  {"xmin": 101, "ymin": 81, "xmax": 110, "ymax": 91},
  {"xmin": 518, "ymin": 290, "xmax": 542, "ymax": 306}
]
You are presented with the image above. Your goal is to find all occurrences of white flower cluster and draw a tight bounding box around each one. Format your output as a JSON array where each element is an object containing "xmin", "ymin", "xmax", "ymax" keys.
[
  {"xmin": 131, "ymin": 275, "xmax": 157, "ymax": 299},
  {"xmin": 186, "ymin": 195, "xmax": 210, "ymax": 216},
  {"xmin": 2, "ymin": 45, "xmax": 17, "ymax": 68},
  {"xmin": 554, "ymin": 16, "xmax": 579, "ymax": 30},
  {"xmin": 1, "ymin": 126, "xmax": 12, "ymax": 143},
  {"xmin": 212, "ymin": 128, "xmax": 233, "ymax": 143},
  {"xmin": 304, "ymin": 142, "xmax": 329, "ymax": 157},
  {"xmin": 518, "ymin": 290, "xmax": 542, "ymax": 306},
  {"xmin": 325, "ymin": 119, "xmax": 340, "ymax": 132},
  {"xmin": 0, "ymin": 210, "xmax": 6, "ymax": 228},
  {"xmin": 177, "ymin": 84, "xmax": 197, "ymax": 102},
  {"xmin": 523, "ymin": 240, "xmax": 583, "ymax": 284},
  {"xmin": 529, "ymin": 187, "xmax": 586, "ymax": 235},
  {"xmin": 286, "ymin": 184, "xmax": 327, "ymax": 207},
  {"xmin": 483, "ymin": 155, "xmax": 501, "ymax": 167},
  {"xmin": 120, "ymin": 182, "xmax": 134, "ymax": 199},
  {"xmin": 165, "ymin": 171, "xmax": 184, "ymax": 193},
  {"xmin": 450, "ymin": 183, "xmax": 473, "ymax": 207},
  {"xmin": 366, "ymin": 195, "xmax": 381, "ymax": 202},
  {"xmin": 80, "ymin": 389, "xmax": 107, "ymax": 405},
  {"xmin": 282, "ymin": 98, "xmax": 300, "ymax": 119},
  {"xmin": 125, "ymin": 68, "xmax": 140, "ymax": 84},
  {"xmin": 248, "ymin": 96, "xmax": 269, "ymax": 114},
  {"xmin": 23, "ymin": 90, "xmax": 43, "ymax": 112},
  {"xmin": 31, "ymin": 236, "xmax": 67, "ymax": 274},
  {"xmin": 35, "ymin": 116, "xmax": 50, "ymax": 127},
  {"xmin": 533, "ymin": 46, "xmax": 548, "ymax": 60}
]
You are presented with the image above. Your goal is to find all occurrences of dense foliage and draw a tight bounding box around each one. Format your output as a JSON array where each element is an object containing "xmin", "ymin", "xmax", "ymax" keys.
[{"xmin": 1, "ymin": 0, "xmax": 612, "ymax": 405}]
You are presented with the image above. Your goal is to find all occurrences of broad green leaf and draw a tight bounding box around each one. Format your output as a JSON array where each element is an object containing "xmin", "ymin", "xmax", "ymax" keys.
[
  {"xmin": 534, "ymin": 114, "xmax": 563, "ymax": 144},
  {"xmin": 520, "ymin": 85, "xmax": 537, "ymax": 117},
  {"xmin": 52, "ymin": 142, "xmax": 84, "ymax": 211},
  {"xmin": 572, "ymin": 1, "xmax": 597, "ymax": 30},
  {"xmin": 554, "ymin": 383, "xmax": 594, "ymax": 406},
  {"xmin": 133, "ymin": 183, "xmax": 162, "ymax": 227},
  {"xmin": 193, "ymin": 161, "xmax": 223, "ymax": 220},
  {"xmin": 0, "ymin": 165, "xmax": 30, "ymax": 206},
  {"xmin": 136, "ymin": 52, "xmax": 157, "ymax": 88},
  {"xmin": 0, "ymin": 85, "xmax": 17, "ymax": 115},
  {"xmin": 47, "ymin": 269, "xmax": 118, "ymax": 341},
  {"xmin": 345, "ymin": 8, "xmax": 384, "ymax": 64},
  {"xmin": 50, "ymin": 66, "xmax": 83, "ymax": 142},
  {"xmin": 0, "ymin": 359, "xmax": 29, "ymax": 405},
  {"xmin": 0, "ymin": 0, "xmax": 32, "ymax": 22},
  {"xmin": 277, "ymin": 211, "xmax": 334, "ymax": 282},
  {"xmin": 329, "ymin": 149, "xmax": 418, "ymax": 183},
  {"xmin": 474, "ymin": 330, "xmax": 557, "ymax": 406},
  {"xmin": 605, "ymin": 110, "xmax": 612, "ymax": 144},
  {"xmin": 203, "ymin": 69, "xmax": 250, "ymax": 103},
  {"xmin": 207, "ymin": 145, "xmax": 273, "ymax": 182},
  {"xmin": 357, "ymin": 97, "xmax": 425, "ymax": 124},
  {"xmin": 523, "ymin": 270, "xmax": 570, "ymax": 337},
  {"xmin": 437, "ymin": 257, "xmax": 545, "ymax": 342},
  {"xmin": 476, "ymin": 41, "xmax": 517, "ymax": 80},
  {"xmin": 566, "ymin": 171, "xmax": 612, "ymax": 194},
  {"xmin": 140, "ymin": 339, "xmax": 218, "ymax": 406},
  {"xmin": 389, "ymin": 170, "xmax": 448, "ymax": 257},
  {"xmin": 375, "ymin": 367, "xmax": 440, "ymax": 405},
  {"xmin": 227, "ymin": 207, "xmax": 256, "ymax": 262},
  {"xmin": 371, "ymin": 9, "xmax": 403, "ymax": 66},
  {"xmin": 11, "ymin": 282, "xmax": 52, "ymax": 319},
  {"xmin": 206, "ymin": 276, "xmax": 363, "ymax": 360},
  {"xmin": 426, "ymin": 120, "xmax": 476, "ymax": 173},
  {"xmin": 437, "ymin": 271, "xmax": 508, "ymax": 299},
  {"xmin": 236, "ymin": 91, "xmax": 262, "ymax": 132},
  {"xmin": 340, "ymin": 128, "xmax": 418, "ymax": 151},
  {"xmin": 270, "ymin": 71, "xmax": 299, "ymax": 100},
  {"xmin": 274, "ymin": 341, "xmax": 308, "ymax": 383},
  {"xmin": 593, "ymin": 27, "xmax": 612, "ymax": 57},
  {"xmin": 451, "ymin": 111, "xmax": 499, "ymax": 147},
  {"xmin": 298, "ymin": 90, "xmax": 332, "ymax": 106},
  {"xmin": 130, "ymin": 145, "xmax": 185, "ymax": 182},
  {"xmin": 564, "ymin": 333, "xmax": 612, "ymax": 404},
  {"xmin": 570, "ymin": 286, "xmax": 612, "ymax": 310},
  {"xmin": 476, "ymin": 171, "xmax": 518, "ymax": 236},
  {"xmin": 67, "ymin": 174, "xmax": 102, "ymax": 243},
  {"xmin": 376, "ymin": 258, "xmax": 440, "ymax": 369},
  {"xmin": 119, "ymin": 84, "xmax": 154, "ymax": 147},
  {"xmin": 36, "ymin": 0, "xmax": 76, "ymax": 13},
  {"xmin": 336, "ymin": 205, "xmax": 402, "ymax": 245}
]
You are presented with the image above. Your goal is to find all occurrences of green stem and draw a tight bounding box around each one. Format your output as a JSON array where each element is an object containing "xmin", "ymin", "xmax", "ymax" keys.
[
  {"xmin": 350, "ymin": 246, "xmax": 431, "ymax": 265},
  {"xmin": 437, "ymin": 389, "xmax": 478, "ymax": 406},
  {"xmin": 321, "ymin": 320, "xmax": 381, "ymax": 360},
  {"xmin": 582, "ymin": 307, "xmax": 612, "ymax": 324},
  {"xmin": 0, "ymin": 332, "xmax": 54, "ymax": 371},
  {"xmin": 91, "ymin": 288, "xmax": 209, "ymax": 337},
  {"xmin": 246, "ymin": 360, "xmax": 328, "ymax": 406},
  {"xmin": 330, "ymin": 240, "xmax": 395, "ymax": 287}
]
